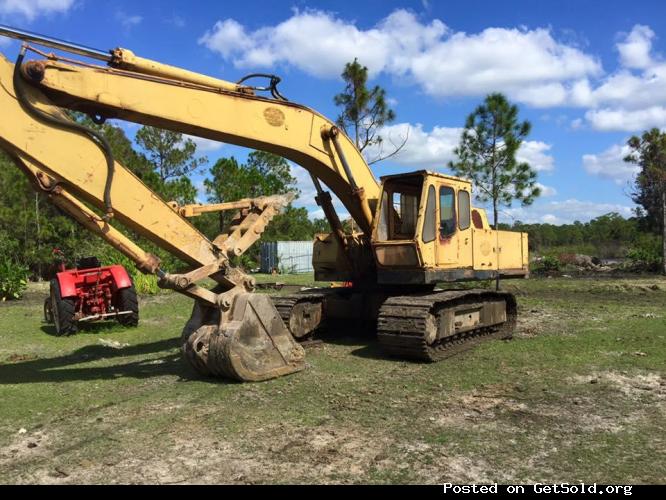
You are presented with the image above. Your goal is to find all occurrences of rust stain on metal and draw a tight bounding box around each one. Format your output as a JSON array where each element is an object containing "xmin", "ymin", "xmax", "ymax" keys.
[{"xmin": 264, "ymin": 107, "xmax": 285, "ymax": 127}]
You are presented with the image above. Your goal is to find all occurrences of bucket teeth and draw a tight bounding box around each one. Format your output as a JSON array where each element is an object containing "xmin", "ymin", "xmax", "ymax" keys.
[{"xmin": 182, "ymin": 292, "xmax": 305, "ymax": 382}]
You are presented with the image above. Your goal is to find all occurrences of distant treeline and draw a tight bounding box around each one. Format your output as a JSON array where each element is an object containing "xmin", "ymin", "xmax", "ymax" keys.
[{"xmin": 499, "ymin": 212, "xmax": 660, "ymax": 263}]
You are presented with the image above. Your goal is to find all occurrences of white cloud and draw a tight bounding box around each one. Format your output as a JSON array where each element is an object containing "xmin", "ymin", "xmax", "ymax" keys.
[
  {"xmin": 194, "ymin": 179, "xmax": 206, "ymax": 203},
  {"xmin": 536, "ymin": 183, "xmax": 557, "ymax": 197},
  {"xmin": 166, "ymin": 14, "xmax": 186, "ymax": 29},
  {"xmin": 365, "ymin": 123, "xmax": 461, "ymax": 168},
  {"xmin": 585, "ymin": 106, "xmax": 666, "ymax": 132},
  {"xmin": 289, "ymin": 163, "xmax": 318, "ymax": 204},
  {"xmin": 540, "ymin": 214, "xmax": 560, "ymax": 224},
  {"xmin": 116, "ymin": 11, "xmax": 143, "ymax": 30},
  {"xmin": 516, "ymin": 141, "xmax": 555, "ymax": 172},
  {"xmin": 582, "ymin": 69, "xmax": 666, "ymax": 112},
  {"xmin": 617, "ymin": 25, "xmax": 655, "ymax": 69},
  {"xmin": 411, "ymin": 28, "xmax": 600, "ymax": 107},
  {"xmin": 289, "ymin": 163, "xmax": 352, "ymax": 221},
  {"xmin": 365, "ymin": 123, "xmax": 554, "ymax": 174},
  {"xmin": 0, "ymin": 0, "xmax": 75, "ymax": 21},
  {"xmin": 185, "ymin": 135, "xmax": 224, "ymax": 153},
  {"xmin": 578, "ymin": 25, "xmax": 666, "ymax": 131},
  {"xmin": 582, "ymin": 143, "xmax": 640, "ymax": 185},
  {"xmin": 307, "ymin": 206, "xmax": 350, "ymax": 222},
  {"xmin": 200, "ymin": 15, "xmax": 666, "ymax": 131},
  {"xmin": 504, "ymin": 199, "xmax": 635, "ymax": 225},
  {"xmin": 200, "ymin": 9, "xmax": 601, "ymax": 106}
]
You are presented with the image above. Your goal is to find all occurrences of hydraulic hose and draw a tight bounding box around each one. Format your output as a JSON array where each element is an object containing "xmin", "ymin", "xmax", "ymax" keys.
[{"xmin": 13, "ymin": 46, "xmax": 115, "ymax": 220}]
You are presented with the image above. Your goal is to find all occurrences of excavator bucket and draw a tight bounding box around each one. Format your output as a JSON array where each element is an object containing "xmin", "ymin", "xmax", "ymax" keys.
[{"xmin": 181, "ymin": 292, "xmax": 306, "ymax": 382}]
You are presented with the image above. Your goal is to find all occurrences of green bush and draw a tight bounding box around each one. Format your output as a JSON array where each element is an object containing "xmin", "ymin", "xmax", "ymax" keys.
[
  {"xmin": 97, "ymin": 248, "xmax": 160, "ymax": 295},
  {"xmin": 0, "ymin": 259, "xmax": 28, "ymax": 301},
  {"xmin": 533, "ymin": 255, "xmax": 561, "ymax": 274},
  {"xmin": 131, "ymin": 272, "xmax": 159, "ymax": 295},
  {"xmin": 626, "ymin": 234, "xmax": 662, "ymax": 271}
]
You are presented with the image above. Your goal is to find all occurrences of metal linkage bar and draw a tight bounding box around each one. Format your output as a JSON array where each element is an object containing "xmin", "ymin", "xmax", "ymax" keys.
[{"xmin": 0, "ymin": 24, "xmax": 112, "ymax": 62}]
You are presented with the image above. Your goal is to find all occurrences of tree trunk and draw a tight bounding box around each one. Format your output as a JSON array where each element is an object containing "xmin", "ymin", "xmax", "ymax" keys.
[
  {"xmin": 662, "ymin": 187, "xmax": 666, "ymax": 276},
  {"xmin": 354, "ymin": 119, "xmax": 360, "ymax": 151},
  {"xmin": 494, "ymin": 199, "xmax": 500, "ymax": 291},
  {"xmin": 491, "ymin": 118, "xmax": 500, "ymax": 291},
  {"xmin": 35, "ymin": 193, "xmax": 41, "ymax": 281}
]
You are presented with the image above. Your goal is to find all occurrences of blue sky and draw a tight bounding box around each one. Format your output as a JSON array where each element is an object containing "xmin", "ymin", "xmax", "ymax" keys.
[{"xmin": 1, "ymin": 0, "xmax": 665, "ymax": 225}]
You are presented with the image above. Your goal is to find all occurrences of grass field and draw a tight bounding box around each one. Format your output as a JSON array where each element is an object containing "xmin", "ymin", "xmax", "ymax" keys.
[{"xmin": 0, "ymin": 276, "xmax": 664, "ymax": 484}]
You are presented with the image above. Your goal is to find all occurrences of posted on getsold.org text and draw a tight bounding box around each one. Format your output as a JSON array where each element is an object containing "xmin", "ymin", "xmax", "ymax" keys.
[{"xmin": 442, "ymin": 483, "xmax": 634, "ymax": 496}]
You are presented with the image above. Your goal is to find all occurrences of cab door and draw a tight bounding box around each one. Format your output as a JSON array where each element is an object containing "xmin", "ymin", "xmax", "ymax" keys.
[
  {"xmin": 437, "ymin": 184, "xmax": 459, "ymax": 265},
  {"xmin": 457, "ymin": 188, "xmax": 473, "ymax": 268}
]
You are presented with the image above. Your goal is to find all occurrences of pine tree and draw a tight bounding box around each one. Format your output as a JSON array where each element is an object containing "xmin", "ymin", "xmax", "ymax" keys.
[
  {"xmin": 450, "ymin": 93, "xmax": 540, "ymax": 290},
  {"xmin": 625, "ymin": 128, "xmax": 666, "ymax": 274},
  {"xmin": 449, "ymin": 93, "xmax": 540, "ymax": 231},
  {"xmin": 334, "ymin": 59, "xmax": 404, "ymax": 163}
]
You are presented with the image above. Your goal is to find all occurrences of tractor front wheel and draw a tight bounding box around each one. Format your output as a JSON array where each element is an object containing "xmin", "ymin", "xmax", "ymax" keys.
[
  {"xmin": 49, "ymin": 279, "xmax": 78, "ymax": 336},
  {"xmin": 116, "ymin": 286, "xmax": 139, "ymax": 327},
  {"xmin": 43, "ymin": 298, "xmax": 53, "ymax": 324}
]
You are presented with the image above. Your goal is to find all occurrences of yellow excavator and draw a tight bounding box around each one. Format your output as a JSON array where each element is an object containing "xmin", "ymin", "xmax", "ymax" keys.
[{"xmin": 0, "ymin": 26, "xmax": 529, "ymax": 382}]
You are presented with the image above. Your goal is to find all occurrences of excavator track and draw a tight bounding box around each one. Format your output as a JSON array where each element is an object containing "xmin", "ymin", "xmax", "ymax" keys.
[
  {"xmin": 271, "ymin": 290, "xmax": 330, "ymax": 340},
  {"xmin": 377, "ymin": 289, "xmax": 517, "ymax": 362}
]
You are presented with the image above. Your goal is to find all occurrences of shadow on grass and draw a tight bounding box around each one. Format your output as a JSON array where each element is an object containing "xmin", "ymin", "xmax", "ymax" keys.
[
  {"xmin": 315, "ymin": 328, "xmax": 390, "ymax": 361},
  {"xmin": 0, "ymin": 338, "xmax": 233, "ymax": 385},
  {"xmin": 40, "ymin": 322, "xmax": 127, "ymax": 337}
]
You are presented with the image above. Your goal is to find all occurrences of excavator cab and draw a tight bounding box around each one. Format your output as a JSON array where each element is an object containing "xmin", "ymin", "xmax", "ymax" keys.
[
  {"xmin": 372, "ymin": 172, "xmax": 530, "ymax": 285},
  {"xmin": 373, "ymin": 172, "xmax": 425, "ymax": 269}
]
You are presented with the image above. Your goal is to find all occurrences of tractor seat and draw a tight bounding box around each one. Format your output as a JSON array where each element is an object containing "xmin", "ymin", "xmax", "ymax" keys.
[{"xmin": 76, "ymin": 256, "xmax": 102, "ymax": 270}]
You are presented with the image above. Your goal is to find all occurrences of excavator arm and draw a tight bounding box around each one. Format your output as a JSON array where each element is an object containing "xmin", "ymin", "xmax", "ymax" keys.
[
  {"xmin": 0, "ymin": 28, "xmax": 380, "ymax": 381},
  {"xmin": 13, "ymin": 43, "xmax": 380, "ymax": 233}
]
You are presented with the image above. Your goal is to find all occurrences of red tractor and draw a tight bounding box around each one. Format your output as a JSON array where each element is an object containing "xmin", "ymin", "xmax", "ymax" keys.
[{"xmin": 44, "ymin": 250, "xmax": 139, "ymax": 336}]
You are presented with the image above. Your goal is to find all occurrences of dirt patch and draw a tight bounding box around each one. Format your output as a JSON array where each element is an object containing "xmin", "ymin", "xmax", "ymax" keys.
[
  {"xmin": 5, "ymin": 354, "xmax": 39, "ymax": 363},
  {"xmin": 242, "ymin": 424, "xmax": 392, "ymax": 483},
  {"xmin": 573, "ymin": 371, "xmax": 666, "ymax": 402},
  {"xmin": 0, "ymin": 421, "xmax": 393, "ymax": 484},
  {"xmin": 397, "ymin": 447, "xmax": 501, "ymax": 484},
  {"xmin": 514, "ymin": 307, "xmax": 566, "ymax": 338},
  {"xmin": 592, "ymin": 283, "xmax": 663, "ymax": 294},
  {"xmin": 0, "ymin": 428, "xmax": 59, "ymax": 475},
  {"xmin": 432, "ymin": 392, "xmax": 527, "ymax": 427}
]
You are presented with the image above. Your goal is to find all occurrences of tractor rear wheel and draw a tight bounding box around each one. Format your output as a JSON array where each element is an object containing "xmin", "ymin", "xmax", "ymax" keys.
[
  {"xmin": 116, "ymin": 285, "xmax": 139, "ymax": 327},
  {"xmin": 49, "ymin": 279, "xmax": 77, "ymax": 336}
]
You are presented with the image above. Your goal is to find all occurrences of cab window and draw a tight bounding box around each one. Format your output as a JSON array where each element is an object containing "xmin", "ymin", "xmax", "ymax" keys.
[
  {"xmin": 439, "ymin": 186, "xmax": 456, "ymax": 238},
  {"xmin": 376, "ymin": 176, "xmax": 423, "ymax": 241},
  {"xmin": 394, "ymin": 191, "xmax": 418, "ymax": 237},
  {"xmin": 422, "ymin": 186, "xmax": 436, "ymax": 243},
  {"xmin": 458, "ymin": 190, "xmax": 471, "ymax": 230}
]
